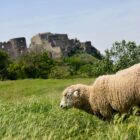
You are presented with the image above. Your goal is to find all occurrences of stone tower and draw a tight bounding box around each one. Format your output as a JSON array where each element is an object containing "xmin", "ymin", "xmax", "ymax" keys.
[{"xmin": 0, "ymin": 37, "xmax": 27, "ymax": 59}]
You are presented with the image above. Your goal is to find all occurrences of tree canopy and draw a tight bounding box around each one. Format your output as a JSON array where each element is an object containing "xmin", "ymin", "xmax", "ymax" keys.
[{"xmin": 0, "ymin": 40, "xmax": 140, "ymax": 80}]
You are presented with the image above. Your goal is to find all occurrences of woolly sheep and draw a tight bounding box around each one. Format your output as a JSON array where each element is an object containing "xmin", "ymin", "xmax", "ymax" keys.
[
  {"xmin": 60, "ymin": 84, "xmax": 93, "ymax": 114},
  {"xmin": 60, "ymin": 63, "xmax": 140, "ymax": 119}
]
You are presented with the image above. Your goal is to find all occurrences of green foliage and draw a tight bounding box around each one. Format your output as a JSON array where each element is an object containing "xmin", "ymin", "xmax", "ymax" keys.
[
  {"xmin": 0, "ymin": 50, "xmax": 10, "ymax": 80},
  {"xmin": 1, "ymin": 40, "xmax": 140, "ymax": 80},
  {"xmin": 7, "ymin": 51, "xmax": 54, "ymax": 79},
  {"xmin": 76, "ymin": 51, "xmax": 113, "ymax": 77},
  {"xmin": 22, "ymin": 51, "xmax": 54, "ymax": 79},
  {"xmin": 7, "ymin": 62, "xmax": 23, "ymax": 80},
  {"xmin": 78, "ymin": 64, "xmax": 94, "ymax": 77},
  {"xmin": 109, "ymin": 40, "xmax": 140, "ymax": 72},
  {"xmin": 64, "ymin": 53, "xmax": 98, "ymax": 77},
  {"xmin": 0, "ymin": 79, "xmax": 140, "ymax": 139},
  {"xmin": 64, "ymin": 55, "xmax": 85, "ymax": 75},
  {"xmin": 49, "ymin": 66, "xmax": 70, "ymax": 79},
  {"xmin": 77, "ymin": 40, "xmax": 140, "ymax": 76}
]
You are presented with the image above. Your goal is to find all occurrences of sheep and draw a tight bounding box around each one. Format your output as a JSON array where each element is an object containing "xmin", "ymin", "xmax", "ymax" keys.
[
  {"xmin": 60, "ymin": 63, "xmax": 140, "ymax": 119},
  {"xmin": 60, "ymin": 84, "xmax": 93, "ymax": 114}
]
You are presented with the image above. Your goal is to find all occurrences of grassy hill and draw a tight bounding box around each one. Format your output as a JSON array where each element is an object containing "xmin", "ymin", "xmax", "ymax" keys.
[{"xmin": 0, "ymin": 79, "xmax": 140, "ymax": 140}]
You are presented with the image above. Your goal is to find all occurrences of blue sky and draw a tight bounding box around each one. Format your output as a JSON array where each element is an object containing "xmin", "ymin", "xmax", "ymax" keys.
[{"xmin": 0, "ymin": 0, "xmax": 140, "ymax": 52}]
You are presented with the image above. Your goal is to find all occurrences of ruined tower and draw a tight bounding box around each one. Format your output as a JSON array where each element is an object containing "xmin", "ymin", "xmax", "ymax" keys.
[{"xmin": 0, "ymin": 37, "xmax": 27, "ymax": 59}]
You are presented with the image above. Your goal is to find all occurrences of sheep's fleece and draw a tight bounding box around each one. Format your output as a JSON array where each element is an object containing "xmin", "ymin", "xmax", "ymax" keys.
[{"xmin": 60, "ymin": 63, "xmax": 140, "ymax": 119}]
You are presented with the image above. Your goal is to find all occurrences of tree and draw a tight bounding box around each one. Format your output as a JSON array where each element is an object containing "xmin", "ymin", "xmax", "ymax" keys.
[
  {"xmin": 0, "ymin": 50, "xmax": 10, "ymax": 80},
  {"xmin": 107, "ymin": 40, "xmax": 140, "ymax": 72},
  {"xmin": 20, "ymin": 51, "xmax": 54, "ymax": 79},
  {"xmin": 7, "ymin": 51, "xmax": 55, "ymax": 79}
]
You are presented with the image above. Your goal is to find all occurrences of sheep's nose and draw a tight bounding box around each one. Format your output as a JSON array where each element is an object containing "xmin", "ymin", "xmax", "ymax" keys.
[{"xmin": 60, "ymin": 104, "xmax": 63, "ymax": 108}]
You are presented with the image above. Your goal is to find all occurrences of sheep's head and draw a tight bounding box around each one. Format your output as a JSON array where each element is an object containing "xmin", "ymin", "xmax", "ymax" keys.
[{"xmin": 60, "ymin": 84, "xmax": 88, "ymax": 109}]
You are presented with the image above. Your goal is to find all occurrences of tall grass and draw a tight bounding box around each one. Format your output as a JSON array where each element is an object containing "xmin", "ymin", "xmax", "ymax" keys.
[{"xmin": 0, "ymin": 79, "xmax": 140, "ymax": 140}]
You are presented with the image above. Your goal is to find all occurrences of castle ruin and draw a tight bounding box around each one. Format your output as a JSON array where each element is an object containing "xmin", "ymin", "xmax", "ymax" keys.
[
  {"xmin": 0, "ymin": 32, "xmax": 101, "ymax": 59},
  {"xmin": 0, "ymin": 37, "xmax": 27, "ymax": 59},
  {"xmin": 30, "ymin": 32, "xmax": 101, "ymax": 59}
]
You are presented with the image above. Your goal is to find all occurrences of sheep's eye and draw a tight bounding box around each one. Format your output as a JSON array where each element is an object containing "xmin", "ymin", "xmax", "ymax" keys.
[
  {"xmin": 67, "ymin": 93, "xmax": 72, "ymax": 98},
  {"xmin": 62, "ymin": 93, "xmax": 66, "ymax": 97}
]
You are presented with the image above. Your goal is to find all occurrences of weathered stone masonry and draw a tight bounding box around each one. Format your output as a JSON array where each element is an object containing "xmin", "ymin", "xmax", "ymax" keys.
[
  {"xmin": 0, "ymin": 37, "xmax": 27, "ymax": 59},
  {"xmin": 30, "ymin": 32, "xmax": 101, "ymax": 59},
  {"xmin": 0, "ymin": 32, "xmax": 101, "ymax": 59}
]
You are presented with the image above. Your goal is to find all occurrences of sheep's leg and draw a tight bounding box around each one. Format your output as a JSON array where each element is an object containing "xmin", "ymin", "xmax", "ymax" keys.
[
  {"xmin": 99, "ymin": 103, "xmax": 115, "ymax": 120},
  {"xmin": 93, "ymin": 110, "xmax": 105, "ymax": 120},
  {"xmin": 96, "ymin": 106, "xmax": 114, "ymax": 120},
  {"xmin": 99, "ymin": 110, "xmax": 113, "ymax": 120},
  {"xmin": 132, "ymin": 105, "xmax": 140, "ymax": 116},
  {"xmin": 92, "ymin": 103, "xmax": 114, "ymax": 120}
]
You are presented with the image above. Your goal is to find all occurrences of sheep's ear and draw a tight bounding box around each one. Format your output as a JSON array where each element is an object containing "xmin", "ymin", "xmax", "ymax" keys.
[{"xmin": 73, "ymin": 90, "xmax": 79, "ymax": 97}]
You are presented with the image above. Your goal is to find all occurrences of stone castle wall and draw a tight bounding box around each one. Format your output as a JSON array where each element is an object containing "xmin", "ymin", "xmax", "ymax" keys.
[
  {"xmin": 0, "ymin": 37, "xmax": 27, "ymax": 59},
  {"xmin": 0, "ymin": 33, "xmax": 101, "ymax": 59},
  {"xmin": 30, "ymin": 32, "xmax": 101, "ymax": 59}
]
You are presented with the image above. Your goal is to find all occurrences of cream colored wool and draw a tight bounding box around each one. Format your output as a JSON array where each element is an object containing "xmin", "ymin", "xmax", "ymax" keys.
[
  {"xmin": 90, "ymin": 63, "xmax": 140, "ymax": 119},
  {"xmin": 60, "ymin": 63, "xmax": 140, "ymax": 119}
]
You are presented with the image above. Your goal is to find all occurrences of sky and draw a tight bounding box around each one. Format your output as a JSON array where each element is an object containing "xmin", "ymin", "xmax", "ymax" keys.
[{"xmin": 0, "ymin": 0, "xmax": 140, "ymax": 52}]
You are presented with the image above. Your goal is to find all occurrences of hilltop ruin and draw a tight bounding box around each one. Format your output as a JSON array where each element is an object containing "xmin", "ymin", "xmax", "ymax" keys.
[
  {"xmin": 0, "ymin": 37, "xmax": 27, "ymax": 59},
  {"xmin": 0, "ymin": 33, "xmax": 101, "ymax": 59},
  {"xmin": 30, "ymin": 32, "xmax": 101, "ymax": 59}
]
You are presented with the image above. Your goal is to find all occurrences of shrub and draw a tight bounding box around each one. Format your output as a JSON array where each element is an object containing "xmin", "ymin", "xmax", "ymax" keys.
[
  {"xmin": 0, "ymin": 50, "xmax": 10, "ymax": 80},
  {"xmin": 49, "ymin": 66, "xmax": 70, "ymax": 79}
]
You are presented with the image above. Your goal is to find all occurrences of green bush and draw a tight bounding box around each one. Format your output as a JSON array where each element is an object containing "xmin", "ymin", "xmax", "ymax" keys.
[
  {"xmin": 78, "ymin": 64, "xmax": 94, "ymax": 77},
  {"xmin": 7, "ymin": 62, "xmax": 24, "ymax": 80},
  {"xmin": 7, "ymin": 51, "xmax": 55, "ymax": 79},
  {"xmin": 21, "ymin": 51, "xmax": 54, "ymax": 79},
  {"xmin": 0, "ymin": 50, "xmax": 10, "ymax": 80},
  {"xmin": 49, "ymin": 66, "xmax": 70, "ymax": 79}
]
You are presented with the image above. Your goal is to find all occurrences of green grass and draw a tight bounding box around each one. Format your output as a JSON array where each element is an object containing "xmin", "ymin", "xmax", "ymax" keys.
[{"xmin": 0, "ymin": 79, "xmax": 140, "ymax": 140}]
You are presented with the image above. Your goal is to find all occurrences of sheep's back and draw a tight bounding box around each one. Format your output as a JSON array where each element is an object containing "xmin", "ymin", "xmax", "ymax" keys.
[{"xmin": 90, "ymin": 64, "xmax": 140, "ymax": 116}]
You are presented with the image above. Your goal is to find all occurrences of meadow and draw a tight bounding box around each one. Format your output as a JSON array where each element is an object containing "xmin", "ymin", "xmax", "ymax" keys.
[{"xmin": 0, "ymin": 79, "xmax": 140, "ymax": 140}]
